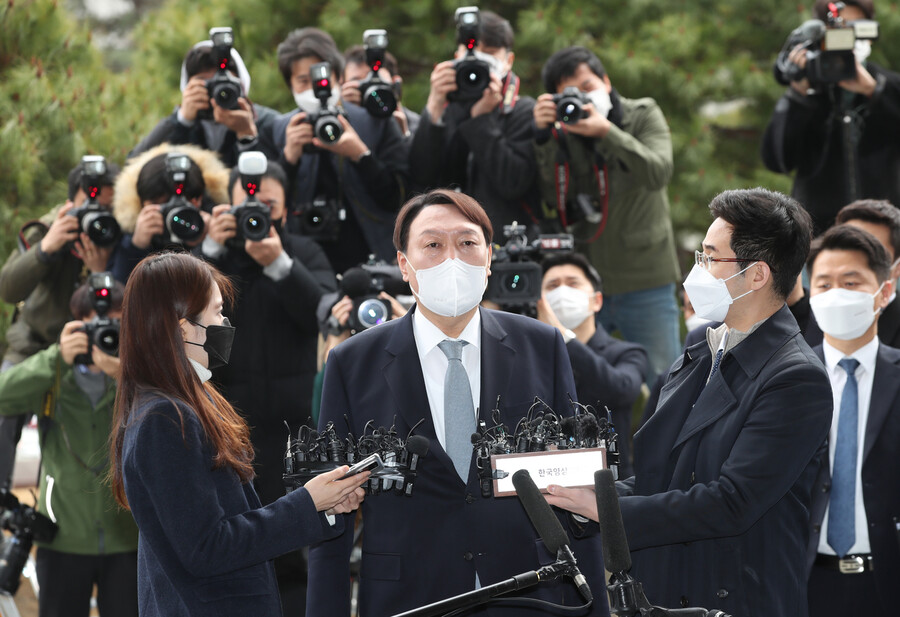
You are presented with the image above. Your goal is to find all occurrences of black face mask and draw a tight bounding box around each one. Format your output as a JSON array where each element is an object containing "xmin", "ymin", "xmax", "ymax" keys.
[{"xmin": 186, "ymin": 317, "xmax": 235, "ymax": 369}]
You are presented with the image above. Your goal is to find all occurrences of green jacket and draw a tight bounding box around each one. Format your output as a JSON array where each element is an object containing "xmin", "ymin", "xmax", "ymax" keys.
[
  {"xmin": 0, "ymin": 208, "xmax": 86, "ymax": 363},
  {"xmin": 535, "ymin": 95, "xmax": 681, "ymax": 296},
  {"xmin": 0, "ymin": 344, "xmax": 138, "ymax": 555}
]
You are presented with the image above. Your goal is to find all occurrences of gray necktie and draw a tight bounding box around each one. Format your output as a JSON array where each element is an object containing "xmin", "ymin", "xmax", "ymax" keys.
[{"xmin": 438, "ymin": 339, "xmax": 475, "ymax": 481}]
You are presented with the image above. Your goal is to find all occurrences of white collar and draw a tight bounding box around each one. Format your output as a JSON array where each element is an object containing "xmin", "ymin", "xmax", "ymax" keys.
[
  {"xmin": 822, "ymin": 335, "xmax": 880, "ymax": 378},
  {"xmin": 188, "ymin": 357, "xmax": 212, "ymax": 383},
  {"xmin": 412, "ymin": 307, "xmax": 482, "ymax": 354}
]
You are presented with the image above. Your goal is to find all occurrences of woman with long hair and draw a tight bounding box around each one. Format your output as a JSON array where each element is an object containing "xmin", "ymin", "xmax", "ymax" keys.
[{"xmin": 109, "ymin": 252, "xmax": 367, "ymax": 616}]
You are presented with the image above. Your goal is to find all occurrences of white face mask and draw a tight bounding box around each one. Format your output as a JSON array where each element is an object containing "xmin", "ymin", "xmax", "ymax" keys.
[
  {"xmin": 587, "ymin": 87, "xmax": 612, "ymax": 119},
  {"xmin": 685, "ymin": 313, "xmax": 713, "ymax": 333},
  {"xmin": 473, "ymin": 50, "xmax": 506, "ymax": 79},
  {"xmin": 545, "ymin": 285, "xmax": 593, "ymax": 330},
  {"xmin": 810, "ymin": 284, "xmax": 884, "ymax": 341},
  {"xmin": 682, "ymin": 262, "xmax": 757, "ymax": 323},
  {"xmin": 293, "ymin": 86, "xmax": 340, "ymax": 113},
  {"xmin": 406, "ymin": 257, "xmax": 488, "ymax": 318},
  {"xmin": 854, "ymin": 39, "xmax": 872, "ymax": 65}
]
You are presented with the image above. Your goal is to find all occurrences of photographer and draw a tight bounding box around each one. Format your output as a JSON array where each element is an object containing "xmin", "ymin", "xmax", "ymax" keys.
[
  {"xmin": 410, "ymin": 10, "xmax": 541, "ymax": 237},
  {"xmin": 0, "ymin": 279, "xmax": 138, "ymax": 617},
  {"xmin": 762, "ymin": 0, "xmax": 900, "ymax": 233},
  {"xmin": 539, "ymin": 252, "xmax": 648, "ymax": 478},
  {"xmin": 342, "ymin": 44, "xmax": 420, "ymax": 139},
  {"xmin": 268, "ymin": 27, "xmax": 409, "ymax": 274},
  {"xmin": 109, "ymin": 143, "xmax": 228, "ymax": 283},
  {"xmin": 129, "ymin": 33, "xmax": 280, "ymax": 168},
  {"xmin": 533, "ymin": 46, "xmax": 681, "ymax": 382},
  {"xmin": 0, "ymin": 158, "xmax": 119, "ymax": 490}
]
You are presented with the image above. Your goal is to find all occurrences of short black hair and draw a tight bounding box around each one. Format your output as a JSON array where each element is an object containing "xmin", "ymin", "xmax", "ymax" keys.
[
  {"xmin": 708, "ymin": 188, "xmax": 813, "ymax": 300},
  {"xmin": 67, "ymin": 160, "xmax": 120, "ymax": 201},
  {"xmin": 183, "ymin": 45, "xmax": 220, "ymax": 78},
  {"xmin": 277, "ymin": 28, "xmax": 345, "ymax": 88},
  {"xmin": 227, "ymin": 160, "xmax": 288, "ymax": 200},
  {"xmin": 542, "ymin": 46, "xmax": 606, "ymax": 94},
  {"xmin": 807, "ymin": 224, "xmax": 891, "ymax": 283},
  {"xmin": 480, "ymin": 11, "xmax": 514, "ymax": 51},
  {"xmin": 541, "ymin": 252, "xmax": 602, "ymax": 291},
  {"xmin": 343, "ymin": 44, "xmax": 399, "ymax": 77},
  {"xmin": 835, "ymin": 199, "xmax": 900, "ymax": 258},
  {"xmin": 69, "ymin": 278, "xmax": 125, "ymax": 320},
  {"xmin": 814, "ymin": 0, "xmax": 875, "ymax": 20},
  {"xmin": 136, "ymin": 152, "xmax": 205, "ymax": 205}
]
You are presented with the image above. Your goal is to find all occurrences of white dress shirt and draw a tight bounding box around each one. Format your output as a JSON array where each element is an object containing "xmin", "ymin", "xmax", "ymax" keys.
[
  {"xmin": 818, "ymin": 336, "xmax": 878, "ymax": 555},
  {"xmin": 412, "ymin": 308, "xmax": 482, "ymax": 453}
]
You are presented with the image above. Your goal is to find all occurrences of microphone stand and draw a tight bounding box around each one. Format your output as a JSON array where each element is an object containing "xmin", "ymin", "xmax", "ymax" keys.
[{"xmin": 390, "ymin": 560, "xmax": 571, "ymax": 617}]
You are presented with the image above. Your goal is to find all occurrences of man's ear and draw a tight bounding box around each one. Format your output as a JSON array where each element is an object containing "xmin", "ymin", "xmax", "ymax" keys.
[{"xmin": 397, "ymin": 250, "xmax": 410, "ymax": 282}]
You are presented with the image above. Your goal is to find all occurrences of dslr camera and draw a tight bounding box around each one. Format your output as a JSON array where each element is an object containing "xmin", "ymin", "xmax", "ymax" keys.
[
  {"xmin": 450, "ymin": 6, "xmax": 491, "ymax": 102},
  {"xmin": 75, "ymin": 272, "xmax": 120, "ymax": 365},
  {"xmin": 0, "ymin": 490, "xmax": 57, "ymax": 595},
  {"xmin": 67, "ymin": 155, "xmax": 121, "ymax": 247},
  {"xmin": 485, "ymin": 223, "xmax": 574, "ymax": 314},
  {"xmin": 227, "ymin": 151, "xmax": 271, "ymax": 247},
  {"xmin": 305, "ymin": 62, "xmax": 344, "ymax": 145},
  {"xmin": 198, "ymin": 27, "xmax": 243, "ymax": 120},
  {"xmin": 774, "ymin": 6, "xmax": 878, "ymax": 86},
  {"xmin": 339, "ymin": 260, "xmax": 409, "ymax": 333},
  {"xmin": 159, "ymin": 152, "xmax": 205, "ymax": 244},
  {"xmin": 553, "ymin": 87, "xmax": 590, "ymax": 125},
  {"xmin": 358, "ymin": 29, "xmax": 398, "ymax": 118},
  {"xmin": 296, "ymin": 195, "xmax": 345, "ymax": 242}
]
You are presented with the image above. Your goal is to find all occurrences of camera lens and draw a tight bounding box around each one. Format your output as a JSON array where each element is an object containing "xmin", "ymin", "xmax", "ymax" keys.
[
  {"xmin": 315, "ymin": 116, "xmax": 343, "ymax": 143},
  {"xmin": 211, "ymin": 80, "xmax": 241, "ymax": 110},
  {"xmin": 237, "ymin": 207, "xmax": 271, "ymax": 242},
  {"xmin": 95, "ymin": 325, "xmax": 120, "ymax": 356},
  {"xmin": 356, "ymin": 298, "xmax": 389, "ymax": 329},
  {"xmin": 81, "ymin": 211, "xmax": 121, "ymax": 247},
  {"xmin": 165, "ymin": 206, "xmax": 204, "ymax": 241},
  {"xmin": 501, "ymin": 271, "xmax": 532, "ymax": 294},
  {"xmin": 560, "ymin": 102, "xmax": 580, "ymax": 124},
  {"xmin": 363, "ymin": 84, "xmax": 397, "ymax": 119}
]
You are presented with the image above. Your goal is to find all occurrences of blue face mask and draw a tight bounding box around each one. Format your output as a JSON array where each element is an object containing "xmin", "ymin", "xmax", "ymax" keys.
[{"xmin": 186, "ymin": 317, "xmax": 235, "ymax": 369}]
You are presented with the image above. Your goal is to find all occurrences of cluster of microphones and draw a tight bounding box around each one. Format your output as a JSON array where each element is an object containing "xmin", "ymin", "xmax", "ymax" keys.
[{"xmin": 282, "ymin": 418, "xmax": 429, "ymax": 496}]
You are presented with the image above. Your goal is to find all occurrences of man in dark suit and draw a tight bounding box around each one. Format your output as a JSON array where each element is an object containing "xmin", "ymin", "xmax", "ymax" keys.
[
  {"xmin": 307, "ymin": 189, "xmax": 609, "ymax": 617},
  {"xmin": 805, "ymin": 224, "xmax": 900, "ymax": 615},
  {"xmin": 538, "ymin": 252, "xmax": 648, "ymax": 478},
  {"xmin": 546, "ymin": 188, "xmax": 833, "ymax": 617}
]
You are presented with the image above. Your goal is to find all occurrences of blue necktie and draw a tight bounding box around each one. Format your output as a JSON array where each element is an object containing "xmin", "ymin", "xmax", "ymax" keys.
[
  {"xmin": 710, "ymin": 348, "xmax": 724, "ymax": 379},
  {"xmin": 438, "ymin": 339, "xmax": 475, "ymax": 481},
  {"xmin": 828, "ymin": 357, "xmax": 860, "ymax": 557}
]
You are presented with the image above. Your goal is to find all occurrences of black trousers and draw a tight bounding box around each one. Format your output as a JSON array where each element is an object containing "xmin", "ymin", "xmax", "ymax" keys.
[
  {"xmin": 807, "ymin": 561, "xmax": 882, "ymax": 617},
  {"xmin": 35, "ymin": 547, "xmax": 138, "ymax": 617}
]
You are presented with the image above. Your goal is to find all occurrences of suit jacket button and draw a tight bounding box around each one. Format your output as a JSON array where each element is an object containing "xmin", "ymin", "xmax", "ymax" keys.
[
  {"xmin": 717, "ymin": 588, "xmax": 729, "ymax": 599},
  {"xmin": 463, "ymin": 552, "xmax": 474, "ymax": 561},
  {"xmin": 680, "ymin": 596, "xmax": 689, "ymax": 608},
  {"xmin": 466, "ymin": 494, "xmax": 476, "ymax": 504},
  {"xmin": 812, "ymin": 523, "xmax": 821, "ymax": 533},
  {"xmin": 822, "ymin": 481, "xmax": 831, "ymax": 492}
]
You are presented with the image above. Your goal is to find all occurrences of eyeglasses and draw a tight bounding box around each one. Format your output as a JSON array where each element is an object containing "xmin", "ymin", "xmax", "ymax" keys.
[{"xmin": 694, "ymin": 250, "xmax": 774, "ymax": 272}]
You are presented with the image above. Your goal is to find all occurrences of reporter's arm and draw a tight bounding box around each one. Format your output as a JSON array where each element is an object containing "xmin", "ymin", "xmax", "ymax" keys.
[
  {"xmin": 595, "ymin": 99, "xmax": 673, "ymax": 191},
  {"xmin": 0, "ymin": 345, "xmax": 58, "ymax": 415}
]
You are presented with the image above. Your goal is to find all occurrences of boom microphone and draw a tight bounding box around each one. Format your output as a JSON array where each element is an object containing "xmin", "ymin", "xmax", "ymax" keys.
[
  {"xmin": 340, "ymin": 267, "xmax": 373, "ymax": 297},
  {"xmin": 512, "ymin": 470, "xmax": 592, "ymax": 603},
  {"xmin": 594, "ymin": 469, "xmax": 631, "ymax": 574}
]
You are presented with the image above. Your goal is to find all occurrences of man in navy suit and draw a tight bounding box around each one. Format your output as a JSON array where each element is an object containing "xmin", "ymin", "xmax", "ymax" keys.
[
  {"xmin": 546, "ymin": 188, "xmax": 833, "ymax": 617},
  {"xmin": 805, "ymin": 224, "xmax": 900, "ymax": 615},
  {"xmin": 307, "ymin": 189, "xmax": 609, "ymax": 617}
]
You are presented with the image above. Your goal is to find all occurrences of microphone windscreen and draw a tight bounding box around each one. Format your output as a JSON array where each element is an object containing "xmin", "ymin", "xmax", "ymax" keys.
[
  {"xmin": 406, "ymin": 435, "xmax": 429, "ymax": 456},
  {"xmin": 512, "ymin": 469, "xmax": 569, "ymax": 555},
  {"xmin": 595, "ymin": 469, "xmax": 632, "ymax": 573},
  {"xmin": 471, "ymin": 433, "xmax": 481, "ymax": 445},
  {"xmin": 340, "ymin": 268, "xmax": 373, "ymax": 298}
]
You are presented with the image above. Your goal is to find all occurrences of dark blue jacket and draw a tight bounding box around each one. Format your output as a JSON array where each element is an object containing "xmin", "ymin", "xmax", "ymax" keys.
[
  {"xmin": 308, "ymin": 307, "xmax": 610, "ymax": 617},
  {"xmin": 619, "ymin": 305, "xmax": 832, "ymax": 617},
  {"xmin": 808, "ymin": 342, "xmax": 900, "ymax": 611},
  {"xmin": 122, "ymin": 394, "xmax": 342, "ymax": 617}
]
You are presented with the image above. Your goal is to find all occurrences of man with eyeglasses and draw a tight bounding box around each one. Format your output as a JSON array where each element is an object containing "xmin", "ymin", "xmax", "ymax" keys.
[{"xmin": 545, "ymin": 188, "xmax": 833, "ymax": 617}]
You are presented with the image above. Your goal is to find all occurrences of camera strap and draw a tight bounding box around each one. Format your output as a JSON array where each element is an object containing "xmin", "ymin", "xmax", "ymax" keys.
[
  {"xmin": 16, "ymin": 220, "xmax": 49, "ymax": 254},
  {"xmin": 550, "ymin": 126, "xmax": 609, "ymax": 243},
  {"xmin": 500, "ymin": 72, "xmax": 520, "ymax": 115}
]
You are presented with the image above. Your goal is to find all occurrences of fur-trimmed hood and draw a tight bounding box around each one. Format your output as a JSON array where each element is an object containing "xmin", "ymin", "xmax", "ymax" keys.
[{"xmin": 113, "ymin": 143, "xmax": 230, "ymax": 233}]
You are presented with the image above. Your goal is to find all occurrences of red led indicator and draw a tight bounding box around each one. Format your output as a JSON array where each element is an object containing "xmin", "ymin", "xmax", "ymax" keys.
[
  {"xmin": 466, "ymin": 39, "xmax": 475, "ymax": 50},
  {"xmin": 220, "ymin": 60, "xmax": 228, "ymax": 69},
  {"xmin": 247, "ymin": 182, "xmax": 257, "ymax": 195},
  {"xmin": 89, "ymin": 187, "xmax": 99, "ymax": 198},
  {"xmin": 373, "ymin": 60, "xmax": 382, "ymax": 71},
  {"xmin": 97, "ymin": 288, "xmax": 109, "ymax": 297},
  {"xmin": 175, "ymin": 183, "xmax": 183, "ymax": 196},
  {"xmin": 318, "ymin": 78, "xmax": 329, "ymax": 87}
]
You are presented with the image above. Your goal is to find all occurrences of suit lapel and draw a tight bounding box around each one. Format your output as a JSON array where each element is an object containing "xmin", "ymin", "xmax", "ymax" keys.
[
  {"xmin": 863, "ymin": 345, "xmax": 900, "ymax": 463},
  {"xmin": 478, "ymin": 309, "xmax": 515, "ymax": 424},
  {"xmin": 673, "ymin": 372, "xmax": 738, "ymax": 450}
]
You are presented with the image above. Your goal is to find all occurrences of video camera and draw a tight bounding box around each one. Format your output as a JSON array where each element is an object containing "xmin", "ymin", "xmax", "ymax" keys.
[
  {"xmin": 450, "ymin": 6, "xmax": 492, "ymax": 102},
  {"xmin": 75, "ymin": 271, "xmax": 120, "ymax": 365},
  {"xmin": 774, "ymin": 4, "xmax": 878, "ymax": 86},
  {"xmin": 68, "ymin": 155, "xmax": 121, "ymax": 247},
  {"xmin": 338, "ymin": 260, "xmax": 410, "ymax": 333},
  {"xmin": 198, "ymin": 27, "xmax": 243, "ymax": 120},
  {"xmin": 159, "ymin": 152, "xmax": 205, "ymax": 244},
  {"xmin": 358, "ymin": 29, "xmax": 398, "ymax": 118},
  {"xmin": 226, "ymin": 151, "xmax": 271, "ymax": 247},
  {"xmin": 553, "ymin": 87, "xmax": 590, "ymax": 125},
  {"xmin": 485, "ymin": 223, "xmax": 574, "ymax": 313},
  {"xmin": 305, "ymin": 62, "xmax": 344, "ymax": 145},
  {"xmin": 283, "ymin": 419, "xmax": 429, "ymax": 497},
  {"xmin": 0, "ymin": 490, "xmax": 57, "ymax": 595}
]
